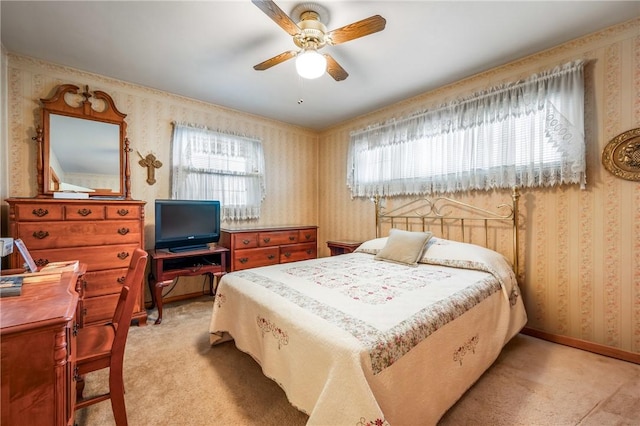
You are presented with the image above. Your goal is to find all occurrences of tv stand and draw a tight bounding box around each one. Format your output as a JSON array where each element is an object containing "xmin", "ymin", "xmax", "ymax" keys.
[{"xmin": 148, "ymin": 246, "xmax": 228, "ymax": 324}]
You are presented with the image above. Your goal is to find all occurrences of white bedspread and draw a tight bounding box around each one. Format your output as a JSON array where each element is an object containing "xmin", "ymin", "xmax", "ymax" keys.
[{"xmin": 209, "ymin": 238, "xmax": 527, "ymax": 425}]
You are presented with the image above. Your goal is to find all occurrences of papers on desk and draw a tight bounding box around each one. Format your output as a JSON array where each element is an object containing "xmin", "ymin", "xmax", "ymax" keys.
[
  {"xmin": 39, "ymin": 260, "xmax": 80, "ymax": 273},
  {"xmin": 0, "ymin": 261, "xmax": 81, "ymax": 291}
]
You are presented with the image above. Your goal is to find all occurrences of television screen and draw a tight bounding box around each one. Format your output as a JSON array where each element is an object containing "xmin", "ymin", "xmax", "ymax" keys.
[{"xmin": 154, "ymin": 199, "xmax": 221, "ymax": 252}]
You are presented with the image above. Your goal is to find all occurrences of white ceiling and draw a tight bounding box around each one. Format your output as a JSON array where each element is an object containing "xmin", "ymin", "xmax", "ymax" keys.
[{"xmin": 2, "ymin": 1, "xmax": 639, "ymax": 131}]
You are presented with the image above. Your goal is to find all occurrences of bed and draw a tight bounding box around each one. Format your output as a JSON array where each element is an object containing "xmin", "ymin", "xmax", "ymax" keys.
[{"xmin": 209, "ymin": 190, "xmax": 527, "ymax": 425}]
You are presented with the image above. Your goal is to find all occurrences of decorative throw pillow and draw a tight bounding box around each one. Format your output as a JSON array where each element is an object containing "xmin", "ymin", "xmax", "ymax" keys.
[
  {"xmin": 354, "ymin": 237, "xmax": 388, "ymax": 255},
  {"xmin": 374, "ymin": 229, "xmax": 433, "ymax": 266}
]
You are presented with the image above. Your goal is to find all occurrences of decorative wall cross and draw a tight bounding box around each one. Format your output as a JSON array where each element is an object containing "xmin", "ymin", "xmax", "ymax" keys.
[{"xmin": 137, "ymin": 151, "xmax": 163, "ymax": 185}]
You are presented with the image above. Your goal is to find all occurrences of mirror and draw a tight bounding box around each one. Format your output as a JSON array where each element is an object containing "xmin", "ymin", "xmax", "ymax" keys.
[{"xmin": 35, "ymin": 84, "xmax": 131, "ymax": 199}]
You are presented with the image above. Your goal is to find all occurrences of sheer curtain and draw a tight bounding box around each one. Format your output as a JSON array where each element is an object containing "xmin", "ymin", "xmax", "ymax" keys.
[
  {"xmin": 347, "ymin": 60, "xmax": 585, "ymax": 197},
  {"xmin": 171, "ymin": 123, "xmax": 266, "ymax": 221}
]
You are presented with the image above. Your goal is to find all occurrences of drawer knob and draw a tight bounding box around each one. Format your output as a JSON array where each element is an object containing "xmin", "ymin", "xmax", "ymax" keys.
[
  {"xmin": 77, "ymin": 208, "xmax": 92, "ymax": 217},
  {"xmin": 306, "ymin": 249, "xmax": 312, "ymax": 254},
  {"xmin": 32, "ymin": 230, "xmax": 49, "ymax": 239},
  {"xmin": 73, "ymin": 322, "xmax": 79, "ymax": 337},
  {"xmin": 284, "ymin": 252, "xmax": 291, "ymax": 258},
  {"xmin": 239, "ymin": 257, "xmax": 249, "ymax": 264},
  {"xmin": 289, "ymin": 236, "xmax": 295, "ymax": 241},
  {"xmin": 267, "ymin": 254, "xmax": 275, "ymax": 260},
  {"xmin": 117, "ymin": 276, "xmax": 126, "ymax": 283},
  {"xmin": 263, "ymin": 237, "xmax": 271, "ymax": 243},
  {"xmin": 32, "ymin": 208, "xmax": 49, "ymax": 217},
  {"xmin": 117, "ymin": 227, "xmax": 130, "ymax": 235},
  {"xmin": 117, "ymin": 209, "xmax": 129, "ymax": 216},
  {"xmin": 117, "ymin": 252, "xmax": 130, "ymax": 260},
  {"xmin": 242, "ymin": 239, "xmax": 251, "ymax": 245},
  {"xmin": 304, "ymin": 234, "xmax": 311, "ymax": 240}
]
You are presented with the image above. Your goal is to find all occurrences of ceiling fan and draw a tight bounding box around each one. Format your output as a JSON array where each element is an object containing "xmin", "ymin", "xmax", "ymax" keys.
[{"xmin": 252, "ymin": 0, "xmax": 386, "ymax": 81}]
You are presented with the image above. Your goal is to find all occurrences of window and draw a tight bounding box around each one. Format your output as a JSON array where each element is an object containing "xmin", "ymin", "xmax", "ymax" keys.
[
  {"xmin": 171, "ymin": 123, "xmax": 266, "ymax": 221},
  {"xmin": 347, "ymin": 61, "xmax": 585, "ymax": 197}
]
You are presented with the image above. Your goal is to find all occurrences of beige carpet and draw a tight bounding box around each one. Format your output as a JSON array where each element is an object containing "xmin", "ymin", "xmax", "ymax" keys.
[{"xmin": 76, "ymin": 296, "xmax": 640, "ymax": 426}]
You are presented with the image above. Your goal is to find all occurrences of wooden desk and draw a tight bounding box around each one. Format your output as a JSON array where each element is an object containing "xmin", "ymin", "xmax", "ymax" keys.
[
  {"xmin": 148, "ymin": 247, "xmax": 228, "ymax": 324},
  {"xmin": 0, "ymin": 270, "xmax": 81, "ymax": 426}
]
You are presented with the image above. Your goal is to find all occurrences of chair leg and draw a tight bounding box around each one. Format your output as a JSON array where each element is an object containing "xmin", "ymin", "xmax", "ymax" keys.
[{"xmin": 109, "ymin": 363, "xmax": 128, "ymax": 426}]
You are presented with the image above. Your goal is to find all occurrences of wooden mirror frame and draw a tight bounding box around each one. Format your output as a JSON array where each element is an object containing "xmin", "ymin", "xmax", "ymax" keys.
[{"xmin": 34, "ymin": 84, "xmax": 132, "ymax": 199}]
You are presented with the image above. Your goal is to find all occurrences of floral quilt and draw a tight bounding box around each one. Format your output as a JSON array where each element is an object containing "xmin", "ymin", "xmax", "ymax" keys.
[{"xmin": 209, "ymin": 240, "xmax": 527, "ymax": 425}]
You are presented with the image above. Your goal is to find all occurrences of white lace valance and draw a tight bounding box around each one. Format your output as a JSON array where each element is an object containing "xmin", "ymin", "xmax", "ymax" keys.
[{"xmin": 347, "ymin": 60, "xmax": 585, "ymax": 197}]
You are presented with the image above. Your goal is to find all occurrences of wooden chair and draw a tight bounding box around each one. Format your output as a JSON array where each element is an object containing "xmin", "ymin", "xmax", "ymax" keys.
[{"xmin": 75, "ymin": 248, "xmax": 148, "ymax": 426}]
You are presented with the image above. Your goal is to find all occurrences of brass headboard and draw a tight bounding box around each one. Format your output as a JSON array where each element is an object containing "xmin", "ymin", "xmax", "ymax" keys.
[{"xmin": 375, "ymin": 188, "xmax": 520, "ymax": 273}]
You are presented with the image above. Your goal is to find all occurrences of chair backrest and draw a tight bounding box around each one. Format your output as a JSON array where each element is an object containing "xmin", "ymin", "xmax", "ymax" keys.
[{"xmin": 111, "ymin": 248, "xmax": 148, "ymax": 361}]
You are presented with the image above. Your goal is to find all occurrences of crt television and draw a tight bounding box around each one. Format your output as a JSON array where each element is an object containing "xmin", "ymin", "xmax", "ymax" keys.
[{"xmin": 154, "ymin": 199, "xmax": 221, "ymax": 252}]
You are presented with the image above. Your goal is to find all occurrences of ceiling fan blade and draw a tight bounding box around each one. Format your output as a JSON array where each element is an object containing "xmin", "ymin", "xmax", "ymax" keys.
[
  {"xmin": 324, "ymin": 54, "xmax": 349, "ymax": 81},
  {"xmin": 253, "ymin": 50, "xmax": 297, "ymax": 71},
  {"xmin": 328, "ymin": 15, "xmax": 386, "ymax": 45},
  {"xmin": 251, "ymin": 0, "xmax": 300, "ymax": 36}
]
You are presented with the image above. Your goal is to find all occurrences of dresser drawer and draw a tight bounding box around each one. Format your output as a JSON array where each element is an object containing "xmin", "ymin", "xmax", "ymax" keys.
[
  {"xmin": 79, "ymin": 293, "xmax": 120, "ymax": 326},
  {"xmin": 30, "ymin": 243, "xmax": 141, "ymax": 272},
  {"xmin": 12, "ymin": 203, "xmax": 64, "ymax": 221},
  {"xmin": 80, "ymin": 268, "xmax": 129, "ymax": 298},
  {"xmin": 258, "ymin": 230, "xmax": 299, "ymax": 247},
  {"xmin": 280, "ymin": 242, "xmax": 317, "ymax": 264},
  {"xmin": 106, "ymin": 205, "xmax": 142, "ymax": 220},
  {"xmin": 299, "ymin": 228, "xmax": 317, "ymax": 243},
  {"xmin": 64, "ymin": 204, "xmax": 106, "ymax": 220},
  {"xmin": 232, "ymin": 247, "xmax": 279, "ymax": 271},
  {"xmin": 15, "ymin": 220, "xmax": 142, "ymax": 249},
  {"xmin": 232, "ymin": 232, "xmax": 259, "ymax": 249}
]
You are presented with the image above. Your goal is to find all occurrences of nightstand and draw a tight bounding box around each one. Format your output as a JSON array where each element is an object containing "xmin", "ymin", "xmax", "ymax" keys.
[{"xmin": 326, "ymin": 240, "xmax": 362, "ymax": 256}]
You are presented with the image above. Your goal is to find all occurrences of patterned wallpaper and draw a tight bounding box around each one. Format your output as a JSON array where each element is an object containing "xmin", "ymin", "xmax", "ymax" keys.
[
  {"xmin": 318, "ymin": 18, "xmax": 640, "ymax": 354},
  {"xmin": 1, "ymin": 55, "xmax": 319, "ymax": 301},
  {"xmin": 1, "ymin": 18, "xmax": 638, "ymax": 354}
]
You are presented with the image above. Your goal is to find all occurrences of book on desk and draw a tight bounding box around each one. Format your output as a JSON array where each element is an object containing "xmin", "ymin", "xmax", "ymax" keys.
[{"xmin": 0, "ymin": 276, "xmax": 23, "ymax": 297}]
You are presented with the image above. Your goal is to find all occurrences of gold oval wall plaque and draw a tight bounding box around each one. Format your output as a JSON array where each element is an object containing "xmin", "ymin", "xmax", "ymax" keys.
[{"xmin": 602, "ymin": 127, "xmax": 640, "ymax": 181}]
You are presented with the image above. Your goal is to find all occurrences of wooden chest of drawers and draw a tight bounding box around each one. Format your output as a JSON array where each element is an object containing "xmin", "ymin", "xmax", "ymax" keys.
[
  {"xmin": 5, "ymin": 198, "xmax": 147, "ymax": 326},
  {"xmin": 220, "ymin": 226, "xmax": 318, "ymax": 272}
]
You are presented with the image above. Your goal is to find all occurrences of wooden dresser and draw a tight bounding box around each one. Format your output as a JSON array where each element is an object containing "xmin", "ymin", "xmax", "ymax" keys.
[
  {"xmin": 5, "ymin": 198, "xmax": 147, "ymax": 326},
  {"xmin": 0, "ymin": 270, "xmax": 80, "ymax": 426},
  {"xmin": 220, "ymin": 225, "xmax": 318, "ymax": 272}
]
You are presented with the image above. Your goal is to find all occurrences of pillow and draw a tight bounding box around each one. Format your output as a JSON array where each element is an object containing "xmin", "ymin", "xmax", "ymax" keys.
[
  {"xmin": 354, "ymin": 237, "xmax": 388, "ymax": 255},
  {"xmin": 374, "ymin": 229, "xmax": 433, "ymax": 266}
]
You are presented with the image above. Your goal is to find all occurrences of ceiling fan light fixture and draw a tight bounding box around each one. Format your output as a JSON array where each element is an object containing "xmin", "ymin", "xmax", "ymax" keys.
[{"xmin": 295, "ymin": 49, "xmax": 327, "ymax": 79}]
